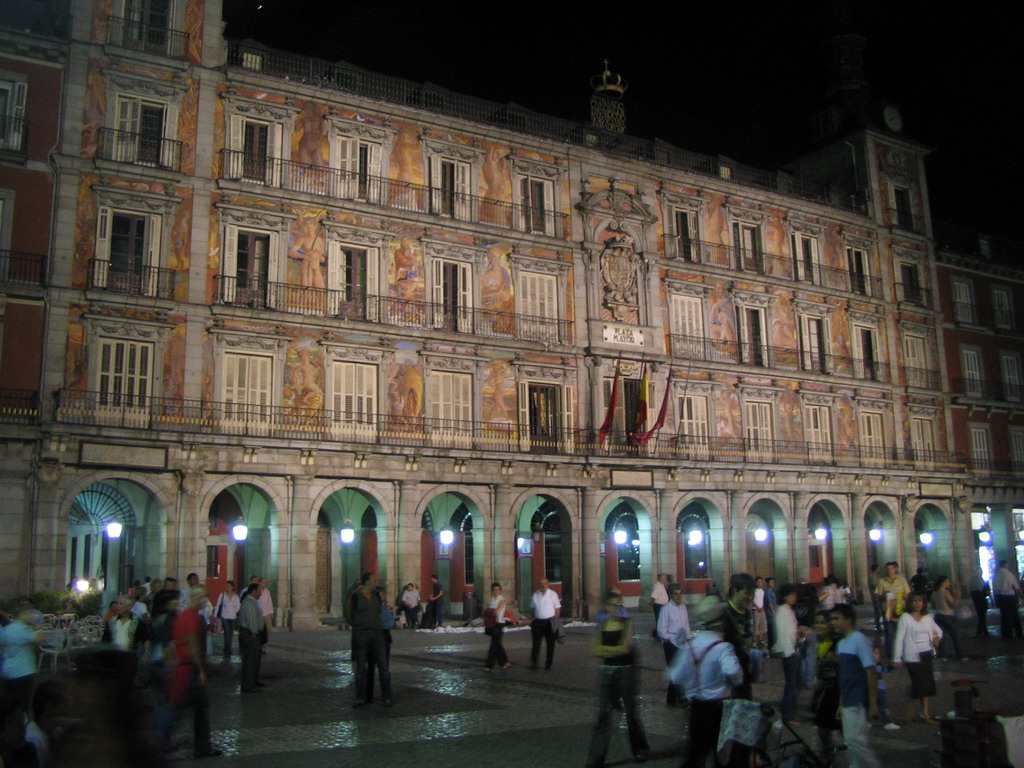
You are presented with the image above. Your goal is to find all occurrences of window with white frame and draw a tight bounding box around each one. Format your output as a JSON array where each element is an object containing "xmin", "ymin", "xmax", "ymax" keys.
[
  {"xmin": 898, "ymin": 262, "xmax": 924, "ymax": 305},
  {"xmin": 960, "ymin": 347, "xmax": 984, "ymax": 397},
  {"xmin": 603, "ymin": 373, "xmax": 652, "ymax": 439},
  {"xmin": 791, "ymin": 232, "xmax": 820, "ymax": 284},
  {"xmin": 673, "ymin": 208, "xmax": 699, "ymax": 261},
  {"xmin": 335, "ymin": 138, "xmax": 382, "ymax": 201},
  {"xmin": 852, "ymin": 325, "xmax": 880, "ymax": 381},
  {"xmin": 952, "ymin": 279, "xmax": 976, "ymax": 324},
  {"xmin": 326, "ymin": 242, "xmax": 380, "ymax": 319},
  {"xmin": 223, "ymin": 98, "xmax": 290, "ymax": 185},
  {"xmin": 518, "ymin": 270, "xmax": 559, "ymax": 342},
  {"xmin": 1010, "ymin": 428, "xmax": 1024, "ymax": 471},
  {"xmin": 119, "ymin": 0, "xmax": 176, "ymax": 53},
  {"xmin": 670, "ymin": 294, "xmax": 705, "ymax": 358},
  {"xmin": 993, "ymin": 286, "xmax": 1015, "ymax": 331},
  {"xmin": 733, "ymin": 221, "xmax": 762, "ymax": 269},
  {"xmin": 804, "ymin": 403, "xmax": 834, "ymax": 460},
  {"xmin": 518, "ymin": 380, "xmax": 572, "ymax": 452},
  {"xmin": 678, "ymin": 393, "xmax": 710, "ymax": 456},
  {"xmin": 429, "ymin": 155, "xmax": 471, "ymax": 219},
  {"xmin": 968, "ymin": 424, "xmax": 992, "ymax": 470},
  {"xmin": 517, "ymin": 175, "xmax": 554, "ymax": 235},
  {"xmin": 799, "ymin": 314, "xmax": 828, "ymax": 373},
  {"xmin": 329, "ymin": 360, "xmax": 377, "ymax": 439},
  {"xmin": 431, "ymin": 256, "xmax": 473, "ymax": 333},
  {"xmin": 429, "ymin": 370, "xmax": 473, "ymax": 441},
  {"xmin": 910, "ymin": 415, "xmax": 937, "ymax": 462},
  {"xmin": 744, "ymin": 400, "xmax": 774, "ymax": 457},
  {"xmin": 859, "ymin": 411, "xmax": 885, "ymax": 459},
  {"xmin": 903, "ymin": 334, "xmax": 929, "ymax": 388},
  {"xmin": 221, "ymin": 226, "xmax": 276, "ymax": 307},
  {"xmin": 222, "ymin": 352, "xmax": 273, "ymax": 424},
  {"xmin": 738, "ymin": 305, "xmax": 768, "ymax": 366},
  {"xmin": 0, "ymin": 74, "xmax": 27, "ymax": 152},
  {"xmin": 846, "ymin": 246, "xmax": 872, "ymax": 296},
  {"xmin": 1001, "ymin": 352, "xmax": 1022, "ymax": 402},
  {"xmin": 112, "ymin": 95, "xmax": 177, "ymax": 167},
  {"xmin": 96, "ymin": 338, "xmax": 153, "ymax": 415}
]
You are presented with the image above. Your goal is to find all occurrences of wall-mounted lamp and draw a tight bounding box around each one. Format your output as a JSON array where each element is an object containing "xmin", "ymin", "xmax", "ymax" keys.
[
  {"xmin": 753, "ymin": 528, "xmax": 769, "ymax": 543},
  {"xmin": 339, "ymin": 520, "xmax": 355, "ymax": 545},
  {"xmin": 105, "ymin": 521, "xmax": 123, "ymax": 539},
  {"xmin": 232, "ymin": 524, "xmax": 249, "ymax": 542},
  {"xmin": 868, "ymin": 528, "xmax": 883, "ymax": 542},
  {"xmin": 439, "ymin": 526, "xmax": 455, "ymax": 547}
]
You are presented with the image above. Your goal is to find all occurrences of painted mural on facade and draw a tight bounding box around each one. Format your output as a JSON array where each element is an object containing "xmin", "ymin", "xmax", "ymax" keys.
[
  {"xmin": 293, "ymin": 102, "xmax": 329, "ymax": 166},
  {"xmin": 184, "ymin": 0, "xmax": 205, "ymax": 65},
  {"xmin": 387, "ymin": 353, "xmax": 424, "ymax": 429},
  {"xmin": 480, "ymin": 247, "xmax": 514, "ymax": 334},
  {"xmin": 714, "ymin": 384, "xmax": 742, "ymax": 441},
  {"xmin": 284, "ymin": 337, "xmax": 324, "ymax": 411},
  {"xmin": 288, "ymin": 207, "xmax": 327, "ymax": 289},
  {"xmin": 481, "ymin": 359, "xmax": 515, "ymax": 426},
  {"xmin": 776, "ymin": 383, "xmax": 802, "ymax": 444}
]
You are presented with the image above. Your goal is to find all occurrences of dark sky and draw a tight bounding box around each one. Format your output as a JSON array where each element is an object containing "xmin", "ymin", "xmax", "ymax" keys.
[{"xmin": 223, "ymin": 1, "xmax": 1020, "ymax": 240}]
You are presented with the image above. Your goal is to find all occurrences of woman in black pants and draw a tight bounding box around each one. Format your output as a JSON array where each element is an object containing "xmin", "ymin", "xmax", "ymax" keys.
[{"xmin": 484, "ymin": 582, "xmax": 511, "ymax": 671}]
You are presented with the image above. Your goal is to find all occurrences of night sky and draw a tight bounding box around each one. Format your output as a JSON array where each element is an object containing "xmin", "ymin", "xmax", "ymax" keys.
[{"xmin": 223, "ymin": 1, "xmax": 1020, "ymax": 241}]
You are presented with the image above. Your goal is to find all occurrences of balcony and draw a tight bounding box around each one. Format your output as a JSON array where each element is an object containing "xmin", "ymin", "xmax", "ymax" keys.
[
  {"xmin": 904, "ymin": 366, "xmax": 940, "ymax": 390},
  {"xmin": 896, "ymin": 282, "xmax": 932, "ymax": 308},
  {"xmin": 967, "ymin": 457, "xmax": 1024, "ymax": 476},
  {"xmin": 96, "ymin": 127, "xmax": 182, "ymax": 171},
  {"xmin": 214, "ymin": 277, "xmax": 571, "ymax": 344},
  {"xmin": 55, "ymin": 388, "xmax": 962, "ymax": 471},
  {"xmin": 888, "ymin": 208, "xmax": 926, "ymax": 235},
  {"xmin": 226, "ymin": 41, "xmax": 865, "ymax": 215},
  {"xmin": 665, "ymin": 235, "xmax": 882, "ymax": 295},
  {"xmin": 90, "ymin": 259, "xmax": 175, "ymax": 299},
  {"xmin": 0, "ymin": 389, "xmax": 37, "ymax": 424},
  {"xmin": 220, "ymin": 149, "xmax": 570, "ymax": 238},
  {"xmin": 668, "ymin": 333, "xmax": 891, "ymax": 382},
  {"xmin": 954, "ymin": 378, "xmax": 1023, "ymax": 403},
  {"xmin": 994, "ymin": 309, "xmax": 1019, "ymax": 333},
  {"xmin": 0, "ymin": 114, "xmax": 28, "ymax": 154},
  {"xmin": 106, "ymin": 16, "xmax": 189, "ymax": 59},
  {"xmin": 952, "ymin": 301, "xmax": 981, "ymax": 326},
  {"xmin": 0, "ymin": 250, "xmax": 45, "ymax": 285}
]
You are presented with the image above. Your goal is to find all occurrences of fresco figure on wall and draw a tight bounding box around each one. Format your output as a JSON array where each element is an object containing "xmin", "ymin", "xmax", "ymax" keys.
[
  {"xmin": 294, "ymin": 102, "xmax": 328, "ymax": 166},
  {"xmin": 390, "ymin": 238, "xmax": 422, "ymax": 302},
  {"xmin": 836, "ymin": 391, "xmax": 856, "ymax": 450},
  {"xmin": 715, "ymin": 386, "xmax": 742, "ymax": 442},
  {"xmin": 285, "ymin": 339, "xmax": 324, "ymax": 412},
  {"xmin": 389, "ymin": 127, "xmax": 422, "ymax": 208},
  {"xmin": 289, "ymin": 211, "xmax": 326, "ymax": 289},
  {"xmin": 480, "ymin": 249, "xmax": 514, "ymax": 335},
  {"xmin": 481, "ymin": 360, "xmax": 515, "ymax": 426},
  {"xmin": 776, "ymin": 385, "xmax": 802, "ymax": 444},
  {"xmin": 481, "ymin": 145, "xmax": 509, "ymax": 226},
  {"xmin": 387, "ymin": 361, "xmax": 424, "ymax": 431}
]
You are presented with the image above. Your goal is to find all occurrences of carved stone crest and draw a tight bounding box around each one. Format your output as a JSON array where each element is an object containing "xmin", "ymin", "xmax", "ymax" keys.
[{"xmin": 599, "ymin": 229, "xmax": 641, "ymax": 321}]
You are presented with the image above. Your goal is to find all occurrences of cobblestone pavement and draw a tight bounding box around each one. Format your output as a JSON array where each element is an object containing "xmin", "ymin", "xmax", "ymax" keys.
[{"xmin": 157, "ymin": 609, "xmax": 1024, "ymax": 767}]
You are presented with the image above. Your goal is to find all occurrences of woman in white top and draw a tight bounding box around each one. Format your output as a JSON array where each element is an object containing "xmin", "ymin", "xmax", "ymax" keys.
[
  {"xmin": 893, "ymin": 591, "xmax": 942, "ymax": 723},
  {"xmin": 215, "ymin": 581, "xmax": 241, "ymax": 658},
  {"xmin": 484, "ymin": 582, "xmax": 511, "ymax": 671}
]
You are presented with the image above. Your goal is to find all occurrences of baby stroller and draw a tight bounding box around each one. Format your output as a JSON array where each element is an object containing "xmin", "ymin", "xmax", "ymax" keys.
[{"xmin": 732, "ymin": 704, "xmax": 844, "ymax": 768}]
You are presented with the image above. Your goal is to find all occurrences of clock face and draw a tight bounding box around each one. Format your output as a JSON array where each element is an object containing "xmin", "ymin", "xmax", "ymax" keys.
[{"xmin": 883, "ymin": 105, "xmax": 903, "ymax": 132}]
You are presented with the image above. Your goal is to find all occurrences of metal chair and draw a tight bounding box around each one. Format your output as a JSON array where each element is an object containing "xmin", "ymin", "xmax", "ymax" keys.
[{"xmin": 38, "ymin": 629, "xmax": 71, "ymax": 673}]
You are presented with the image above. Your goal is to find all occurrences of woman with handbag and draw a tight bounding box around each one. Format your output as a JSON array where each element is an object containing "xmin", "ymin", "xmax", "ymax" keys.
[
  {"xmin": 893, "ymin": 591, "xmax": 943, "ymax": 724},
  {"xmin": 215, "ymin": 581, "xmax": 241, "ymax": 659},
  {"xmin": 484, "ymin": 582, "xmax": 511, "ymax": 671}
]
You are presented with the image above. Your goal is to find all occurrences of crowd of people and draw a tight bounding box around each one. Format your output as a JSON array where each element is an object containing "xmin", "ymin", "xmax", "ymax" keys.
[{"xmin": 0, "ymin": 572, "xmax": 279, "ymax": 766}]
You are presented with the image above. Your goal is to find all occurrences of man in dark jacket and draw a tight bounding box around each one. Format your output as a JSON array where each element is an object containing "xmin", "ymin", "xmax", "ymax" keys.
[{"xmin": 346, "ymin": 572, "xmax": 393, "ymax": 707}]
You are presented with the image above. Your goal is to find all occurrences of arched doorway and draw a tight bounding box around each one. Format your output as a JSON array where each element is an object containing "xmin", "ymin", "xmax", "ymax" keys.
[
  {"xmin": 206, "ymin": 483, "xmax": 278, "ymax": 608},
  {"xmin": 864, "ymin": 501, "xmax": 896, "ymax": 574},
  {"xmin": 745, "ymin": 512, "xmax": 775, "ymax": 580},
  {"xmin": 318, "ymin": 488, "xmax": 382, "ymax": 616},
  {"xmin": 807, "ymin": 504, "xmax": 833, "ymax": 583},
  {"xmin": 66, "ymin": 479, "xmax": 162, "ymax": 603},
  {"xmin": 603, "ymin": 500, "xmax": 650, "ymax": 606},
  {"xmin": 915, "ymin": 504, "xmax": 951, "ymax": 580},
  {"xmin": 676, "ymin": 503, "xmax": 711, "ymax": 594},
  {"xmin": 515, "ymin": 495, "xmax": 573, "ymax": 607},
  {"xmin": 421, "ymin": 492, "xmax": 481, "ymax": 616}
]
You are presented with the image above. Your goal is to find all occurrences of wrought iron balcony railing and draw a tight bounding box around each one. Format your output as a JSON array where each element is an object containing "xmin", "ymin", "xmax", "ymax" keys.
[
  {"xmin": 967, "ymin": 457, "xmax": 1024, "ymax": 476},
  {"xmin": 0, "ymin": 114, "xmax": 28, "ymax": 154},
  {"xmin": 665, "ymin": 235, "xmax": 882, "ymax": 296},
  {"xmin": 55, "ymin": 388, "xmax": 964, "ymax": 471},
  {"xmin": 952, "ymin": 301, "xmax": 980, "ymax": 325},
  {"xmin": 904, "ymin": 366, "xmax": 940, "ymax": 390},
  {"xmin": 994, "ymin": 309, "xmax": 1019, "ymax": 333},
  {"xmin": 0, "ymin": 249, "xmax": 45, "ymax": 285},
  {"xmin": 214, "ymin": 276, "xmax": 571, "ymax": 344},
  {"xmin": 668, "ymin": 333, "xmax": 891, "ymax": 381},
  {"xmin": 954, "ymin": 378, "xmax": 1023, "ymax": 403},
  {"xmin": 0, "ymin": 389, "xmax": 37, "ymax": 424},
  {"xmin": 96, "ymin": 127, "xmax": 182, "ymax": 171},
  {"xmin": 106, "ymin": 16, "xmax": 189, "ymax": 58},
  {"xmin": 226, "ymin": 41, "xmax": 866, "ymax": 215},
  {"xmin": 896, "ymin": 282, "xmax": 932, "ymax": 308},
  {"xmin": 220, "ymin": 149, "xmax": 570, "ymax": 238},
  {"xmin": 89, "ymin": 259, "xmax": 175, "ymax": 299}
]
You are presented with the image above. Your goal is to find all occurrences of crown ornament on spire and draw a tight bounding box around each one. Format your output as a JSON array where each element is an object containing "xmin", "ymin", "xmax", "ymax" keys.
[{"xmin": 591, "ymin": 60, "xmax": 628, "ymax": 98}]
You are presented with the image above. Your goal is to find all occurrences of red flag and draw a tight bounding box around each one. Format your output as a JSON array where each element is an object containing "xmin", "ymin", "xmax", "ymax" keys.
[
  {"xmin": 598, "ymin": 360, "xmax": 620, "ymax": 445},
  {"xmin": 631, "ymin": 368, "xmax": 672, "ymax": 447}
]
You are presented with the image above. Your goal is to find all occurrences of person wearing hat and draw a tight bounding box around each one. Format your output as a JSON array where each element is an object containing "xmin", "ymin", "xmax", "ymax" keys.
[
  {"xmin": 667, "ymin": 595, "xmax": 744, "ymax": 768},
  {"xmin": 657, "ymin": 583, "xmax": 692, "ymax": 706}
]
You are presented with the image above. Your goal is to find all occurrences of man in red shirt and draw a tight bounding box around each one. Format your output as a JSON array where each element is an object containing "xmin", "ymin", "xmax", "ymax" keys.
[{"xmin": 170, "ymin": 585, "xmax": 221, "ymax": 759}]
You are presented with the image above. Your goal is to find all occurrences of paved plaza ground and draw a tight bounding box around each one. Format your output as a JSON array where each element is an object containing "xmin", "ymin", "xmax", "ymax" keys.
[{"xmin": 147, "ymin": 607, "xmax": 1024, "ymax": 766}]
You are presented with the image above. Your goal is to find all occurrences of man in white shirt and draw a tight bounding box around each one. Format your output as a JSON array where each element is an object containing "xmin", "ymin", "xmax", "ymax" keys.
[
  {"xmin": 530, "ymin": 578, "xmax": 561, "ymax": 670},
  {"xmin": 258, "ymin": 577, "xmax": 274, "ymax": 647},
  {"xmin": 774, "ymin": 583, "xmax": 805, "ymax": 725},
  {"xmin": 657, "ymin": 583, "xmax": 691, "ymax": 706},
  {"xmin": 752, "ymin": 577, "xmax": 767, "ymax": 648},
  {"xmin": 650, "ymin": 573, "xmax": 669, "ymax": 639},
  {"xmin": 994, "ymin": 560, "xmax": 1023, "ymax": 639}
]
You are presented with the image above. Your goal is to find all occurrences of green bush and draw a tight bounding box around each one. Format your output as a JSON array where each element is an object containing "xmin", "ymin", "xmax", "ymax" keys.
[{"xmin": 0, "ymin": 589, "xmax": 103, "ymax": 619}]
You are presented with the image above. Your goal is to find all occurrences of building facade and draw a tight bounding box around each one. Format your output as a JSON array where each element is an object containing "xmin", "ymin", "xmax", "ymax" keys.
[{"xmin": 1, "ymin": 0, "xmax": 996, "ymax": 627}]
